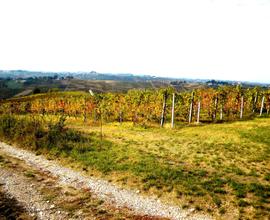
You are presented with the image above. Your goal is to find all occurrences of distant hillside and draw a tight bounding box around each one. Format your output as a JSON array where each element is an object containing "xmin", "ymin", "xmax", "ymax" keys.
[
  {"xmin": 1, "ymin": 70, "xmax": 269, "ymax": 86},
  {"xmin": 0, "ymin": 70, "xmax": 175, "ymax": 82},
  {"xmin": 0, "ymin": 77, "xmax": 172, "ymax": 99},
  {"xmin": 0, "ymin": 70, "xmax": 269, "ymax": 99}
]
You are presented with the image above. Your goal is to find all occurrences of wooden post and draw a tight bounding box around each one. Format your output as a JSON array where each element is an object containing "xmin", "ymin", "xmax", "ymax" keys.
[
  {"xmin": 99, "ymin": 99, "xmax": 103, "ymax": 147},
  {"xmin": 160, "ymin": 93, "xmax": 167, "ymax": 127},
  {"xmin": 267, "ymin": 96, "xmax": 270, "ymax": 115},
  {"xmin": 240, "ymin": 96, "xmax": 244, "ymax": 119},
  {"xmin": 83, "ymin": 97, "xmax": 87, "ymax": 123},
  {"xmin": 171, "ymin": 93, "xmax": 175, "ymax": 128},
  {"xmin": 260, "ymin": 96, "xmax": 265, "ymax": 116},
  {"xmin": 100, "ymin": 109, "xmax": 103, "ymax": 143},
  {"xmin": 188, "ymin": 92, "xmax": 194, "ymax": 124},
  {"xmin": 213, "ymin": 97, "xmax": 218, "ymax": 120},
  {"xmin": 220, "ymin": 104, "xmax": 223, "ymax": 121},
  {"xmin": 119, "ymin": 111, "xmax": 123, "ymax": 124},
  {"xmin": 253, "ymin": 92, "xmax": 258, "ymax": 113},
  {"xmin": 197, "ymin": 101, "xmax": 201, "ymax": 123},
  {"xmin": 93, "ymin": 109, "xmax": 97, "ymax": 122}
]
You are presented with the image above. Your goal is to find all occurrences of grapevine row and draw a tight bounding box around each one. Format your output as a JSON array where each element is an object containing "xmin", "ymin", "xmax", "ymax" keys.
[{"xmin": 0, "ymin": 86, "xmax": 270, "ymax": 126}]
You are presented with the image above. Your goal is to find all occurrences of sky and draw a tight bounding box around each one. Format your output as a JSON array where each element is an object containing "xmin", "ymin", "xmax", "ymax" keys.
[{"xmin": 0, "ymin": 0, "xmax": 270, "ymax": 82}]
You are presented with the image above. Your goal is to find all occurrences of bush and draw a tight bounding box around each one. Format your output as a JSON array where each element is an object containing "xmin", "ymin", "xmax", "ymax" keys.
[
  {"xmin": 0, "ymin": 115, "xmax": 69, "ymax": 150},
  {"xmin": 47, "ymin": 116, "xmax": 66, "ymax": 147},
  {"xmin": 33, "ymin": 88, "xmax": 41, "ymax": 94},
  {"xmin": 0, "ymin": 115, "xmax": 17, "ymax": 138}
]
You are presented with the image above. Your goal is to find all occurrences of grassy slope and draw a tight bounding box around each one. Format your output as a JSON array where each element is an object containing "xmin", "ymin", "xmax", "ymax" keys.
[
  {"xmin": 0, "ymin": 114, "xmax": 270, "ymax": 219},
  {"xmin": 67, "ymin": 118, "xmax": 270, "ymax": 219}
]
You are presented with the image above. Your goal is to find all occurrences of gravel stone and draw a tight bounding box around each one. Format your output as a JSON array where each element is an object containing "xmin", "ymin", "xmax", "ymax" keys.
[{"xmin": 0, "ymin": 169, "xmax": 69, "ymax": 220}]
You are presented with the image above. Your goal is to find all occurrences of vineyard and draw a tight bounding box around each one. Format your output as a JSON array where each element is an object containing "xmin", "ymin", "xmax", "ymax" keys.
[
  {"xmin": 1, "ymin": 85, "xmax": 270, "ymax": 219},
  {"xmin": 1, "ymin": 85, "xmax": 270, "ymax": 126}
]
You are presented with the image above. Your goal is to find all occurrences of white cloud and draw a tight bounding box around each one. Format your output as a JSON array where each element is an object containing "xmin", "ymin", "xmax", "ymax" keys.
[{"xmin": 0, "ymin": 0, "xmax": 270, "ymax": 82}]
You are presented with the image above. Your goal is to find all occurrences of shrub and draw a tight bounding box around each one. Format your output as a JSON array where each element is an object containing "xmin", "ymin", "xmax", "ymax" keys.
[
  {"xmin": 47, "ymin": 116, "xmax": 66, "ymax": 147},
  {"xmin": 0, "ymin": 115, "xmax": 17, "ymax": 138}
]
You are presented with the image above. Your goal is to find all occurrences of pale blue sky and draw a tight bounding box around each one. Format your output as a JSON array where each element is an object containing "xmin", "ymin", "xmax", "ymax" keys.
[{"xmin": 0, "ymin": 0, "xmax": 270, "ymax": 82}]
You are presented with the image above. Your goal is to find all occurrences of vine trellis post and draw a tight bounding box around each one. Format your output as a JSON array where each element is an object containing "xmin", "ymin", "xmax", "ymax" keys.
[
  {"xmin": 220, "ymin": 104, "xmax": 223, "ymax": 121},
  {"xmin": 213, "ymin": 97, "xmax": 218, "ymax": 120},
  {"xmin": 240, "ymin": 96, "xmax": 244, "ymax": 119},
  {"xmin": 260, "ymin": 96, "xmax": 265, "ymax": 116},
  {"xmin": 160, "ymin": 92, "xmax": 168, "ymax": 127},
  {"xmin": 83, "ymin": 96, "xmax": 87, "ymax": 123},
  {"xmin": 171, "ymin": 93, "xmax": 175, "ymax": 128},
  {"xmin": 188, "ymin": 91, "xmax": 194, "ymax": 124},
  {"xmin": 197, "ymin": 101, "xmax": 201, "ymax": 123},
  {"xmin": 253, "ymin": 92, "xmax": 258, "ymax": 113}
]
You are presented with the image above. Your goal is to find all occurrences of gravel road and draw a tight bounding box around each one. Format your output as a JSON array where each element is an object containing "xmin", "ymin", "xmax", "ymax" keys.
[
  {"xmin": 0, "ymin": 142, "xmax": 211, "ymax": 220},
  {"xmin": 0, "ymin": 168, "xmax": 69, "ymax": 219}
]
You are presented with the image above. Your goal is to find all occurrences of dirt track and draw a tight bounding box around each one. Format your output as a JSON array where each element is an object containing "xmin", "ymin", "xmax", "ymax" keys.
[{"xmin": 0, "ymin": 142, "xmax": 211, "ymax": 220}]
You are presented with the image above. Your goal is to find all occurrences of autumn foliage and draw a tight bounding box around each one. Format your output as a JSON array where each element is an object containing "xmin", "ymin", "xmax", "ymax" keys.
[{"xmin": 0, "ymin": 86, "xmax": 269, "ymax": 126}]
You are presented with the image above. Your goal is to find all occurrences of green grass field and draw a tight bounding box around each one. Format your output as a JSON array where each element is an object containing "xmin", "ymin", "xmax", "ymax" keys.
[
  {"xmin": 0, "ymin": 114, "xmax": 269, "ymax": 219},
  {"xmin": 66, "ymin": 118, "xmax": 270, "ymax": 219}
]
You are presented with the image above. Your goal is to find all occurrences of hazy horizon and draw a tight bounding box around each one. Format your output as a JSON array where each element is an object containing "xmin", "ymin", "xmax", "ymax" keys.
[
  {"xmin": 2, "ymin": 68, "xmax": 270, "ymax": 84},
  {"xmin": 1, "ymin": 0, "xmax": 270, "ymax": 83}
]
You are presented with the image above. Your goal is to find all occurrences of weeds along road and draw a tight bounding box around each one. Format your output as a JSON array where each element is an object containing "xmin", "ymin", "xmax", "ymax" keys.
[{"xmin": 0, "ymin": 142, "xmax": 211, "ymax": 220}]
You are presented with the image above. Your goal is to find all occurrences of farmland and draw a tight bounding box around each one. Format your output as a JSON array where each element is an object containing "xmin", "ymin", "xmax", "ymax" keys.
[{"xmin": 0, "ymin": 86, "xmax": 270, "ymax": 219}]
